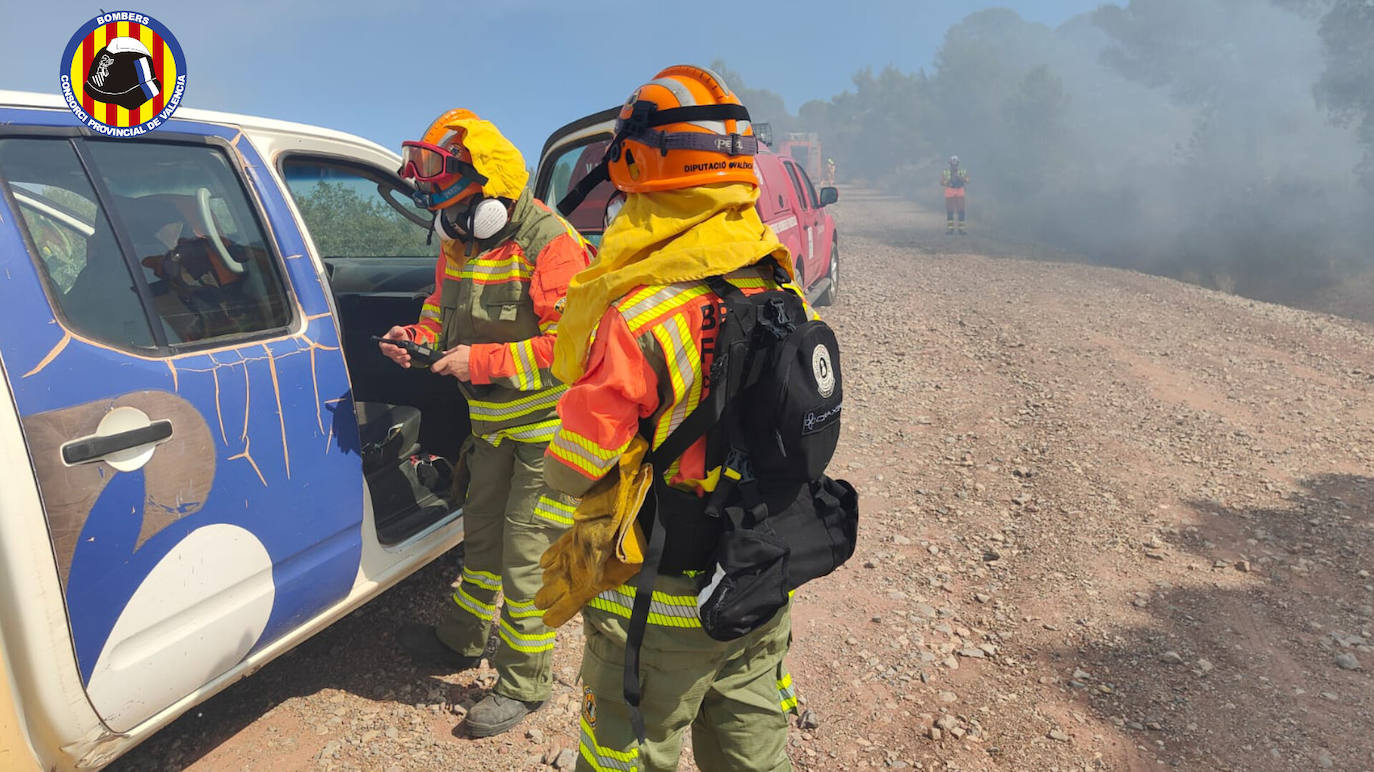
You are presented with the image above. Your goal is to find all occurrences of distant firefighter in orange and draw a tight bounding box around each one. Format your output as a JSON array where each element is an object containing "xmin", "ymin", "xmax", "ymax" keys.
[{"xmin": 941, "ymin": 155, "xmax": 969, "ymax": 235}]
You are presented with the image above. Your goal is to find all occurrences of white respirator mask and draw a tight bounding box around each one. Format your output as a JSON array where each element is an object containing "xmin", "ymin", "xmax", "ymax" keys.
[{"xmin": 434, "ymin": 196, "xmax": 511, "ymax": 243}]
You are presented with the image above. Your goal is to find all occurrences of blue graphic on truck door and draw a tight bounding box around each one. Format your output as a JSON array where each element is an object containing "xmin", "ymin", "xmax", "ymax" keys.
[{"xmin": 0, "ymin": 108, "xmax": 363, "ymax": 732}]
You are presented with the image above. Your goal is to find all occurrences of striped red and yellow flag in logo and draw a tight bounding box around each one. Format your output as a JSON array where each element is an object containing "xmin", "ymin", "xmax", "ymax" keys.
[{"xmin": 68, "ymin": 21, "xmax": 178, "ymax": 128}]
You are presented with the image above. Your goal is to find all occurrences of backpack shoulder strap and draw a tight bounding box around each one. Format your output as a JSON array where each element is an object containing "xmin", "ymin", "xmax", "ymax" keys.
[
  {"xmin": 645, "ymin": 392, "xmax": 722, "ymax": 470},
  {"xmin": 643, "ymin": 272, "xmax": 753, "ymax": 468},
  {"xmin": 622, "ymin": 482, "xmax": 667, "ymax": 745}
]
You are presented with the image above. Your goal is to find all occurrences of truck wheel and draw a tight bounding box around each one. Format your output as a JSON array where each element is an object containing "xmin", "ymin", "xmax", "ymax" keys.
[{"xmin": 816, "ymin": 237, "xmax": 839, "ymax": 306}]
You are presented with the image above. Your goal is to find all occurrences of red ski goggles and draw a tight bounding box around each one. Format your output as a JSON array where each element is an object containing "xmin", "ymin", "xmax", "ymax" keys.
[{"xmin": 398, "ymin": 141, "xmax": 488, "ymax": 185}]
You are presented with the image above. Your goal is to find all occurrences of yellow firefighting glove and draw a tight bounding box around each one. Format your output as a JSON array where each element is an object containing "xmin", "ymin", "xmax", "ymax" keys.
[{"xmin": 536, "ymin": 436, "xmax": 652, "ymax": 627}]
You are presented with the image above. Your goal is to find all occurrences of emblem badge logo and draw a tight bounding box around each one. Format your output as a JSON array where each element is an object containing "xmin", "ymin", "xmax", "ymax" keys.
[
  {"xmin": 59, "ymin": 11, "xmax": 188, "ymax": 138},
  {"xmin": 812, "ymin": 344, "xmax": 835, "ymax": 398}
]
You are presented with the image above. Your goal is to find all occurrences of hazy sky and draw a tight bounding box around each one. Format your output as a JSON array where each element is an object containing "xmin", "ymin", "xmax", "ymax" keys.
[{"xmin": 4, "ymin": 1, "xmax": 1110, "ymax": 163}]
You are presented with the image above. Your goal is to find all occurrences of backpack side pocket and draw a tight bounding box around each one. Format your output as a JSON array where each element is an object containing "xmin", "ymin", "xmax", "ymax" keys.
[{"xmin": 696, "ymin": 519, "xmax": 790, "ymax": 642}]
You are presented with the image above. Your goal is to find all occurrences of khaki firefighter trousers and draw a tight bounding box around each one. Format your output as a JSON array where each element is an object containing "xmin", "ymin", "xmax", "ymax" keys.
[
  {"xmin": 575, "ymin": 574, "xmax": 798, "ymax": 772},
  {"xmin": 436, "ymin": 435, "xmax": 575, "ymax": 702}
]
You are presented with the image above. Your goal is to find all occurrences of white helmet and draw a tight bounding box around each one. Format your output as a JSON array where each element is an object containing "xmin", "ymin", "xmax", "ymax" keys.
[{"xmin": 949, "ymin": 155, "xmax": 959, "ymax": 166}]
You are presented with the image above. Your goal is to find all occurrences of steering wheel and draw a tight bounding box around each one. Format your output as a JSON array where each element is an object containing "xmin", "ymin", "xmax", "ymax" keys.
[{"xmin": 196, "ymin": 187, "xmax": 245, "ymax": 275}]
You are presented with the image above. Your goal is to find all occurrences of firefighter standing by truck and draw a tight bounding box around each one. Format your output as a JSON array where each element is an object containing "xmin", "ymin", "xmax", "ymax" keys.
[
  {"xmin": 379, "ymin": 110, "xmax": 590, "ymax": 738},
  {"xmin": 535, "ymin": 65, "xmax": 811, "ymax": 771},
  {"xmin": 942, "ymin": 155, "xmax": 969, "ymax": 235}
]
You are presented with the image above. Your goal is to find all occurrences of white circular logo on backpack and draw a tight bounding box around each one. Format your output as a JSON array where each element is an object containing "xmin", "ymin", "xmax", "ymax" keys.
[{"xmin": 812, "ymin": 344, "xmax": 835, "ymax": 398}]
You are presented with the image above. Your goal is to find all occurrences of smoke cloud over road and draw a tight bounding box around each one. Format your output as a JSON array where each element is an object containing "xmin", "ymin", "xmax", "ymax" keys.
[{"xmin": 725, "ymin": 0, "xmax": 1374, "ymax": 316}]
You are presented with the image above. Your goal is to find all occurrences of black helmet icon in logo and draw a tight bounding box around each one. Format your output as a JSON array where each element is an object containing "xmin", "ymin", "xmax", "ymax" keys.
[{"xmin": 84, "ymin": 37, "xmax": 161, "ymax": 110}]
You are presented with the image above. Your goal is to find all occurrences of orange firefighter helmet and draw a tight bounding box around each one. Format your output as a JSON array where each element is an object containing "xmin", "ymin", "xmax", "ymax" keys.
[{"xmin": 607, "ymin": 65, "xmax": 759, "ymax": 193}]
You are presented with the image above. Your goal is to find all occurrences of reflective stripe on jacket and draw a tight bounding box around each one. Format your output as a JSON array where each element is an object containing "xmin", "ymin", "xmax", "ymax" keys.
[
  {"xmin": 545, "ymin": 264, "xmax": 818, "ymax": 497},
  {"xmin": 942, "ymin": 168, "xmax": 969, "ymax": 189},
  {"xmin": 407, "ymin": 190, "xmax": 591, "ymax": 443}
]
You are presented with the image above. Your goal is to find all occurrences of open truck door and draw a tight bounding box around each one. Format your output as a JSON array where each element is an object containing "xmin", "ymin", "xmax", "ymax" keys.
[
  {"xmin": 534, "ymin": 107, "xmax": 620, "ymax": 247},
  {"xmin": 0, "ymin": 93, "xmax": 469, "ymax": 770}
]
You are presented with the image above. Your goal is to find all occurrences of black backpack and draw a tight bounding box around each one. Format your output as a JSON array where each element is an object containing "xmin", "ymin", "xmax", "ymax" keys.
[{"xmin": 621, "ymin": 260, "xmax": 859, "ymax": 742}]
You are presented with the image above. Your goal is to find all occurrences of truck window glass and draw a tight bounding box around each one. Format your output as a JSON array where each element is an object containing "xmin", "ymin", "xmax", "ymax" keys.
[
  {"xmin": 754, "ymin": 160, "xmax": 787, "ymax": 219},
  {"xmin": 83, "ymin": 140, "xmax": 293, "ymax": 346},
  {"xmin": 794, "ymin": 164, "xmax": 820, "ymax": 208},
  {"xmin": 281, "ymin": 160, "xmax": 433, "ymax": 258},
  {"xmin": 782, "ymin": 161, "xmax": 810, "ymax": 211},
  {"xmin": 543, "ymin": 138, "xmax": 614, "ymax": 239},
  {"xmin": 0, "ymin": 137, "xmax": 156, "ymax": 349}
]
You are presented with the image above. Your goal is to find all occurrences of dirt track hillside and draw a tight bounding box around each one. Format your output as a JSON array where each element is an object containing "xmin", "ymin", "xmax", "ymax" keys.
[{"xmin": 113, "ymin": 189, "xmax": 1374, "ymax": 772}]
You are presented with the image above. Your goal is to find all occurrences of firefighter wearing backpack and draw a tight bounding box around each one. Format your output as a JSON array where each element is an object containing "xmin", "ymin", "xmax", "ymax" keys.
[
  {"xmin": 942, "ymin": 155, "xmax": 969, "ymax": 235},
  {"xmin": 379, "ymin": 109, "xmax": 591, "ymax": 738},
  {"xmin": 538, "ymin": 65, "xmax": 856, "ymax": 772}
]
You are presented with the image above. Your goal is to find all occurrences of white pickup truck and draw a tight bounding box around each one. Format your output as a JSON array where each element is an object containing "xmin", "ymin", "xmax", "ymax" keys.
[{"xmin": 0, "ymin": 91, "xmax": 482, "ymax": 770}]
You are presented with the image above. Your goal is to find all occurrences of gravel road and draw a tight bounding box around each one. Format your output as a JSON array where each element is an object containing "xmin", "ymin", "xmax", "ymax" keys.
[{"xmin": 112, "ymin": 188, "xmax": 1374, "ymax": 772}]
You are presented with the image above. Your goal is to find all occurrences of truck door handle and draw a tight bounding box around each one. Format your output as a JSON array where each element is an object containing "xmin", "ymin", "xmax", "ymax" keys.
[{"xmin": 62, "ymin": 420, "xmax": 174, "ymax": 465}]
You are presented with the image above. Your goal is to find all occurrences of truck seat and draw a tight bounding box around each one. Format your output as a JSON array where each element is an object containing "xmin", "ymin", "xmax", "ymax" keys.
[{"xmin": 354, "ymin": 401, "xmax": 422, "ymax": 473}]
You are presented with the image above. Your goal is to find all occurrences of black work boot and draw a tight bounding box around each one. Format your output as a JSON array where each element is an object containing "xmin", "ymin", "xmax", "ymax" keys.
[
  {"xmin": 397, "ymin": 622, "xmax": 481, "ymax": 673},
  {"xmin": 463, "ymin": 693, "xmax": 544, "ymax": 738}
]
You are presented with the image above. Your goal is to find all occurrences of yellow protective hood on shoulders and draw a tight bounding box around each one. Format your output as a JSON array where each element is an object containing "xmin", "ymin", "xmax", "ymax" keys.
[
  {"xmin": 451, "ymin": 117, "xmax": 528, "ymax": 200},
  {"xmin": 553, "ymin": 182, "xmax": 792, "ymax": 383}
]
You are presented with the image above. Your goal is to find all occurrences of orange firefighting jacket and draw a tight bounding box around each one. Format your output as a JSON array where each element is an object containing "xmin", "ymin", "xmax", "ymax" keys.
[
  {"xmin": 545, "ymin": 264, "xmax": 817, "ymax": 497},
  {"xmin": 405, "ymin": 190, "xmax": 590, "ymax": 444}
]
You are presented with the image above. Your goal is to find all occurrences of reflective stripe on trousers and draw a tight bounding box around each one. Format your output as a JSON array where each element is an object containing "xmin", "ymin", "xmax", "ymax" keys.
[{"xmin": 586, "ymin": 584, "xmax": 702, "ymax": 629}]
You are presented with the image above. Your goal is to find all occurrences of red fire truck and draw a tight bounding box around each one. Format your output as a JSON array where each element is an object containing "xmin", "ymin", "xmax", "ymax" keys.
[{"xmin": 777, "ymin": 132, "xmax": 823, "ymax": 181}]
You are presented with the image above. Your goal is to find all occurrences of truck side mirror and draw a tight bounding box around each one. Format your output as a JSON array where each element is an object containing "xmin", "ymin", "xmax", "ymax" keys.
[{"xmin": 819, "ymin": 187, "xmax": 839, "ymax": 207}]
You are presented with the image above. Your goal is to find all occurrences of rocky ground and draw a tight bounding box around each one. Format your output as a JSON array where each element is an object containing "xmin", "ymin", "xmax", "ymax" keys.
[{"xmin": 112, "ymin": 189, "xmax": 1374, "ymax": 771}]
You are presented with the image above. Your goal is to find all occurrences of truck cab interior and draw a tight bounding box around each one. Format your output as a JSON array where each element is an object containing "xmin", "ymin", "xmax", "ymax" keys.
[{"xmin": 279, "ymin": 157, "xmax": 467, "ymax": 545}]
